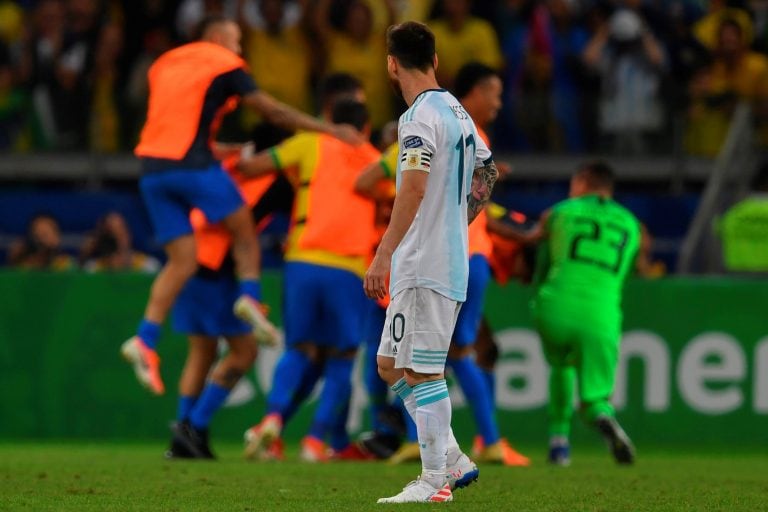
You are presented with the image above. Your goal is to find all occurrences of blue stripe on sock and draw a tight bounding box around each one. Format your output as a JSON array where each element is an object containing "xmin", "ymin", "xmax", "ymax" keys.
[
  {"xmin": 413, "ymin": 380, "xmax": 449, "ymax": 407},
  {"xmin": 391, "ymin": 378, "xmax": 412, "ymax": 400}
]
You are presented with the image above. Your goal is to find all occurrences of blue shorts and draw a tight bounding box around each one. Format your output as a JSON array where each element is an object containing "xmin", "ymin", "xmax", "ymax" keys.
[
  {"xmin": 172, "ymin": 274, "xmax": 251, "ymax": 337},
  {"xmin": 453, "ymin": 254, "xmax": 492, "ymax": 346},
  {"xmin": 283, "ymin": 261, "xmax": 366, "ymax": 351},
  {"xmin": 139, "ymin": 164, "xmax": 244, "ymax": 245}
]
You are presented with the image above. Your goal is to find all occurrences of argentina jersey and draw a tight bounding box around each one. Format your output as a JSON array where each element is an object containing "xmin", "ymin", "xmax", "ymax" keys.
[{"xmin": 390, "ymin": 89, "xmax": 492, "ymax": 302}]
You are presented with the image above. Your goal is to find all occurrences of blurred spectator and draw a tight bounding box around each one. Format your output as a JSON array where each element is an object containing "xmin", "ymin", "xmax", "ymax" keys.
[
  {"xmin": 242, "ymin": 0, "xmax": 313, "ymax": 128},
  {"xmin": 0, "ymin": 0, "xmax": 24, "ymax": 46},
  {"xmin": 693, "ymin": 1, "xmax": 752, "ymax": 50},
  {"xmin": 582, "ymin": 8, "xmax": 666, "ymax": 154},
  {"xmin": 502, "ymin": 0, "xmax": 591, "ymax": 152},
  {"xmin": 0, "ymin": 42, "xmax": 27, "ymax": 150},
  {"xmin": 717, "ymin": 167, "xmax": 768, "ymax": 272},
  {"xmin": 686, "ymin": 17, "xmax": 768, "ymax": 157},
  {"xmin": 19, "ymin": 0, "xmax": 109, "ymax": 150},
  {"xmin": 89, "ymin": 23, "xmax": 123, "ymax": 152},
  {"xmin": 8, "ymin": 213, "xmax": 76, "ymax": 270},
  {"xmin": 313, "ymin": 0, "xmax": 396, "ymax": 129},
  {"xmin": 80, "ymin": 212, "xmax": 160, "ymax": 273},
  {"xmin": 428, "ymin": 0, "xmax": 503, "ymax": 89},
  {"xmin": 663, "ymin": 1, "xmax": 709, "ymax": 105}
]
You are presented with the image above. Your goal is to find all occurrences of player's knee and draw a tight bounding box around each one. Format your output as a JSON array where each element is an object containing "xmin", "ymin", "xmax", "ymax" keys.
[
  {"xmin": 475, "ymin": 341, "xmax": 499, "ymax": 369},
  {"xmin": 294, "ymin": 342, "xmax": 321, "ymax": 363},
  {"xmin": 223, "ymin": 206, "xmax": 255, "ymax": 237},
  {"xmin": 404, "ymin": 368, "xmax": 443, "ymax": 387}
]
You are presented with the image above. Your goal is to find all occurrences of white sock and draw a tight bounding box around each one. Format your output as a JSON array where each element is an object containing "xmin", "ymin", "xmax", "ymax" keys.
[
  {"xmin": 391, "ymin": 377, "xmax": 462, "ymax": 466},
  {"xmin": 413, "ymin": 380, "xmax": 452, "ymax": 488}
]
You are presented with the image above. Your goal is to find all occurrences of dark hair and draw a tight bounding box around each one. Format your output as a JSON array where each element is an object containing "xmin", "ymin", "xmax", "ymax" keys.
[
  {"xmin": 577, "ymin": 160, "xmax": 615, "ymax": 190},
  {"xmin": 319, "ymin": 73, "xmax": 363, "ymax": 107},
  {"xmin": 195, "ymin": 15, "xmax": 231, "ymax": 41},
  {"xmin": 331, "ymin": 99, "xmax": 369, "ymax": 131},
  {"xmin": 454, "ymin": 62, "xmax": 498, "ymax": 100},
  {"xmin": 719, "ymin": 17, "xmax": 744, "ymax": 38},
  {"xmin": 386, "ymin": 21, "xmax": 436, "ymax": 71}
]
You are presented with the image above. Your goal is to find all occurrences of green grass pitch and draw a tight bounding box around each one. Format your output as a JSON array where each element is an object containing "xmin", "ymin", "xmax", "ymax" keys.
[{"xmin": 1, "ymin": 443, "xmax": 766, "ymax": 511}]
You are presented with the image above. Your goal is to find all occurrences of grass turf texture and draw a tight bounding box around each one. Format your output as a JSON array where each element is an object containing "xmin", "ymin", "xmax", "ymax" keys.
[{"xmin": 0, "ymin": 443, "xmax": 766, "ymax": 511}]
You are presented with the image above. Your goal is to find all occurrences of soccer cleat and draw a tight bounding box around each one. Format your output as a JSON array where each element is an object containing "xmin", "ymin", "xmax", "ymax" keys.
[
  {"xmin": 264, "ymin": 438, "xmax": 285, "ymax": 461},
  {"xmin": 377, "ymin": 479, "xmax": 453, "ymax": 504},
  {"xmin": 386, "ymin": 441, "xmax": 421, "ymax": 464},
  {"xmin": 358, "ymin": 431, "xmax": 402, "ymax": 460},
  {"xmin": 548, "ymin": 444, "xmax": 571, "ymax": 466},
  {"xmin": 164, "ymin": 435, "xmax": 194, "ymax": 460},
  {"xmin": 120, "ymin": 336, "xmax": 165, "ymax": 395},
  {"xmin": 595, "ymin": 416, "xmax": 635, "ymax": 465},
  {"xmin": 170, "ymin": 421, "xmax": 215, "ymax": 459},
  {"xmin": 299, "ymin": 435, "xmax": 331, "ymax": 463},
  {"xmin": 233, "ymin": 296, "xmax": 278, "ymax": 347},
  {"xmin": 243, "ymin": 413, "xmax": 282, "ymax": 460},
  {"xmin": 471, "ymin": 435, "xmax": 484, "ymax": 458},
  {"xmin": 477, "ymin": 439, "xmax": 531, "ymax": 466},
  {"xmin": 446, "ymin": 452, "xmax": 479, "ymax": 490},
  {"xmin": 331, "ymin": 442, "xmax": 375, "ymax": 461}
]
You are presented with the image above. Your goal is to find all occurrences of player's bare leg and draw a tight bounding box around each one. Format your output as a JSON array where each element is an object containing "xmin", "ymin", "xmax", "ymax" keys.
[
  {"xmin": 122, "ymin": 234, "xmax": 198, "ymax": 395},
  {"xmin": 174, "ymin": 334, "xmax": 258, "ymax": 459},
  {"xmin": 225, "ymin": 206, "xmax": 278, "ymax": 345}
]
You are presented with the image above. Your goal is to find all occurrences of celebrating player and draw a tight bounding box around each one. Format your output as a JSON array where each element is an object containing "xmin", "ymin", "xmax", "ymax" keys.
[
  {"xmin": 121, "ymin": 16, "xmax": 359, "ymax": 396},
  {"xmin": 239, "ymin": 99, "xmax": 380, "ymax": 461},
  {"xmin": 365, "ymin": 22, "xmax": 499, "ymax": 503},
  {"xmin": 532, "ymin": 161, "xmax": 640, "ymax": 466}
]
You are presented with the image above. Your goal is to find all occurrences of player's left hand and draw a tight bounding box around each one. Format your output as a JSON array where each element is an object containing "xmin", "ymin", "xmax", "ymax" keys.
[{"xmin": 364, "ymin": 251, "xmax": 391, "ymax": 300}]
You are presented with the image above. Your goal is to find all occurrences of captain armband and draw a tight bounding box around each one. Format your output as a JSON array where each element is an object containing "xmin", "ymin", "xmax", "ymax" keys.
[{"xmin": 400, "ymin": 147, "xmax": 432, "ymax": 173}]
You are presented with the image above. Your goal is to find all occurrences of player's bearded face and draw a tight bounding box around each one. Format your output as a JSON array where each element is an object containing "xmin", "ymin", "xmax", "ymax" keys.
[{"xmin": 387, "ymin": 56, "xmax": 403, "ymax": 98}]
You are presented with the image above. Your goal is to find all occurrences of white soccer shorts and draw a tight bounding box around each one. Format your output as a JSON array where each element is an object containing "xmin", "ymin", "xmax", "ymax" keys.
[{"xmin": 377, "ymin": 287, "xmax": 462, "ymax": 374}]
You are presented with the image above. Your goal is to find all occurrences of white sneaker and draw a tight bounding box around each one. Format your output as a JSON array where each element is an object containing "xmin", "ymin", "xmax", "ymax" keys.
[
  {"xmin": 377, "ymin": 479, "xmax": 453, "ymax": 503},
  {"xmin": 446, "ymin": 453, "xmax": 479, "ymax": 490},
  {"xmin": 233, "ymin": 296, "xmax": 279, "ymax": 347}
]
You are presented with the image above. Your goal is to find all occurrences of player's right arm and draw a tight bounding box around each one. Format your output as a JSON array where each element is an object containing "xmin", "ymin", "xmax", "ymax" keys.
[
  {"xmin": 237, "ymin": 132, "xmax": 311, "ymax": 179},
  {"xmin": 241, "ymin": 90, "xmax": 362, "ymax": 145}
]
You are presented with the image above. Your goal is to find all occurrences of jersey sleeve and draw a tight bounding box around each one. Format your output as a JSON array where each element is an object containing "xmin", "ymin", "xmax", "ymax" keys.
[
  {"xmin": 473, "ymin": 129, "xmax": 493, "ymax": 168},
  {"xmin": 269, "ymin": 132, "xmax": 315, "ymax": 171},
  {"xmin": 398, "ymin": 120, "xmax": 437, "ymax": 173},
  {"xmin": 380, "ymin": 142, "xmax": 399, "ymax": 180},
  {"xmin": 218, "ymin": 67, "xmax": 258, "ymax": 96}
]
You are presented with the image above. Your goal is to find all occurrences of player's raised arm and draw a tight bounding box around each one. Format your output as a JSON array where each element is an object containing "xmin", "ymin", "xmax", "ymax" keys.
[
  {"xmin": 241, "ymin": 90, "xmax": 362, "ymax": 145},
  {"xmin": 468, "ymin": 158, "xmax": 499, "ymax": 225}
]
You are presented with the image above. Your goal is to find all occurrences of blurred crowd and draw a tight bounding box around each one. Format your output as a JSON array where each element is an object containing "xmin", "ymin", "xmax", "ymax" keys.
[{"xmin": 1, "ymin": 0, "xmax": 768, "ymax": 157}]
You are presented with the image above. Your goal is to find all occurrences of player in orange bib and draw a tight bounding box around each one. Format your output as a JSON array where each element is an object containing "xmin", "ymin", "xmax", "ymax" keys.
[
  {"xmin": 121, "ymin": 15, "xmax": 360, "ymax": 397},
  {"xmin": 238, "ymin": 100, "xmax": 381, "ymax": 461}
]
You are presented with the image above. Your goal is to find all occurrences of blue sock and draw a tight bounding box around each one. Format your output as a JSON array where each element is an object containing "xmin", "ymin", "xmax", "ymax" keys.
[
  {"xmin": 188, "ymin": 382, "xmax": 230, "ymax": 430},
  {"xmin": 177, "ymin": 395, "xmax": 197, "ymax": 422},
  {"xmin": 137, "ymin": 319, "xmax": 161, "ymax": 349},
  {"xmin": 283, "ymin": 362, "xmax": 322, "ymax": 423},
  {"xmin": 309, "ymin": 358, "xmax": 353, "ymax": 444},
  {"xmin": 449, "ymin": 356, "xmax": 500, "ymax": 445},
  {"xmin": 239, "ymin": 279, "xmax": 262, "ymax": 301},
  {"xmin": 481, "ymin": 368, "xmax": 496, "ymax": 407},
  {"xmin": 330, "ymin": 401, "xmax": 351, "ymax": 451},
  {"xmin": 266, "ymin": 349, "xmax": 312, "ymax": 416}
]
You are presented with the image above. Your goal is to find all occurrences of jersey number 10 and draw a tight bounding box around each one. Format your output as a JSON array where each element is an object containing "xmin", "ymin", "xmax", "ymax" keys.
[
  {"xmin": 569, "ymin": 217, "xmax": 629, "ymax": 274},
  {"xmin": 455, "ymin": 133, "xmax": 476, "ymax": 205}
]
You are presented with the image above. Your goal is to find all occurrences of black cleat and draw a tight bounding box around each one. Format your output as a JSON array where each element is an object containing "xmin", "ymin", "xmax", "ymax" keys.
[
  {"xmin": 358, "ymin": 431, "xmax": 402, "ymax": 460},
  {"xmin": 170, "ymin": 421, "xmax": 216, "ymax": 460},
  {"xmin": 165, "ymin": 435, "xmax": 195, "ymax": 459},
  {"xmin": 595, "ymin": 416, "xmax": 635, "ymax": 465}
]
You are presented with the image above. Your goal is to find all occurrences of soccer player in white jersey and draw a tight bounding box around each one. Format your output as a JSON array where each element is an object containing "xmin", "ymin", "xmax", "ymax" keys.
[{"xmin": 364, "ymin": 21, "xmax": 499, "ymax": 504}]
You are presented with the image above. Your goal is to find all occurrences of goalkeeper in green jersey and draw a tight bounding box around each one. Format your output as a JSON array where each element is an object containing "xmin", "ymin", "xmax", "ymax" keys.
[{"xmin": 532, "ymin": 161, "xmax": 641, "ymax": 466}]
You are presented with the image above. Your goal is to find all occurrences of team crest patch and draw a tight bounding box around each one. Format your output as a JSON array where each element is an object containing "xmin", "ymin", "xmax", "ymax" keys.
[{"xmin": 403, "ymin": 136, "xmax": 424, "ymax": 149}]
